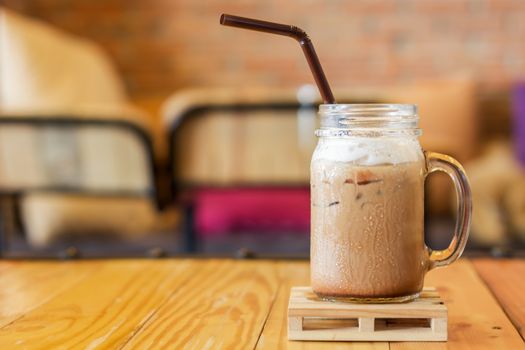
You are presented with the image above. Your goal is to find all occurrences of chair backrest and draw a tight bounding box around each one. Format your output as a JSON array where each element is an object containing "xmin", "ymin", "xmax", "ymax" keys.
[
  {"xmin": 0, "ymin": 116, "xmax": 157, "ymax": 202},
  {"xmin": 170, "ymin": 105, "xmax": 316, "ymax": 186},
  {"xmin": 164, "ymin": 88, "xmax": 368, "ymax": 189}
]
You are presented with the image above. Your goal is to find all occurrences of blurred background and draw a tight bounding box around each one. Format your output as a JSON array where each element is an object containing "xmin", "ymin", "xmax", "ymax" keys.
[{"xmin": 0, "ymin": 0, "xmax": 524, "ymax": 258}]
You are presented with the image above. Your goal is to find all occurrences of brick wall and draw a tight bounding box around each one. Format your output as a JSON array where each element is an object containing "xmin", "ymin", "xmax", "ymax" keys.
[{"xmin": 4, "ymin": 0, "xmax": 525, "ymax": 99}]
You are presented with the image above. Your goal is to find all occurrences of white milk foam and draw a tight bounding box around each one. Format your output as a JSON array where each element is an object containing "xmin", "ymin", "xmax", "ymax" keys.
[{"xmin": 312, "ymin": 137, "xmax": 422, "ymax": 165}]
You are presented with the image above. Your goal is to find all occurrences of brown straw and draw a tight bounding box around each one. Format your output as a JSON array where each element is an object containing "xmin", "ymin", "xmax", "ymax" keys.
[{"xmin": 220, "ymin": 14, "xmax": 336, "ymax": 104}]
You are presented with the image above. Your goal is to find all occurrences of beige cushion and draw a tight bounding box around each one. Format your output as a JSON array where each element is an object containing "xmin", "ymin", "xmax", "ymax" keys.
[
  {"xmin": 21, "ymin": 194, "xmax": 179, "ymax": 247},
  {"xmin": 466, "ymin": 142, "xmax": 523, "ymax": 245},
  {"xmin": 0, "ymin": 6, "xmax": 126, "ymax": 112},
  {"xmin": 0, "ymin": 6, "xmax": 154, "ymax": 129}
]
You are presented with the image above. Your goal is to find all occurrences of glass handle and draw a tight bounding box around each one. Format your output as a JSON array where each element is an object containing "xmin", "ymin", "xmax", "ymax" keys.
[{"xmin": 425, "ymin": 151, "xmax": 472, "ymax": 269}]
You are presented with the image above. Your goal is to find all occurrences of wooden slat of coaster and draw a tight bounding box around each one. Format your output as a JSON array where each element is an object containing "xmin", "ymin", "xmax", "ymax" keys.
[{"xmin": 288, "ymin": 287, "xmax": 447, "ymax": 342}]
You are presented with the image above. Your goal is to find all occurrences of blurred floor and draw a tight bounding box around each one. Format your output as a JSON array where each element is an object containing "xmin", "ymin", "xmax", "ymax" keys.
[{"xmin": 5, "ymin": 217, "xmax": 525, "ymax": 259}]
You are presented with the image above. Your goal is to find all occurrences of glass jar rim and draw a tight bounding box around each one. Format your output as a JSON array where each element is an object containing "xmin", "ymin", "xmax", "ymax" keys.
[
  {"xmin": 317, "ymin": 103, "xmax": 421, "ymax": 137},
  {"xmin": 319, "ymin": 103, "xmax": 417, "ymax": 117}
]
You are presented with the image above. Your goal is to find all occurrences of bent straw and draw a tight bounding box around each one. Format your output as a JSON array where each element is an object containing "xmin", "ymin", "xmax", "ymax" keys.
[{"xmin": 220, "ymin": 14, "xmax": 336, "ymax": 104}]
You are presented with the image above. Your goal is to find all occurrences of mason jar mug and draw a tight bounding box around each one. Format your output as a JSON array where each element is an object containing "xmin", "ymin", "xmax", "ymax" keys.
[{"xmin": 310, "ymin": 104, "xmax": 472, "ymax": 303}]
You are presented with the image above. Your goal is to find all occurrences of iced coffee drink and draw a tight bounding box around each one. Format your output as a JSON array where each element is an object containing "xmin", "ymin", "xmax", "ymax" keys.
[{"xmin": 311, "ymin": 158, "xmax": 427, "ymax": 300}]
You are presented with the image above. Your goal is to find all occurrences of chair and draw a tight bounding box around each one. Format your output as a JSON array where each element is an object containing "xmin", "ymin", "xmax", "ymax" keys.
[
  {"xmin": 163, "ymin": 87, "xmax": 365, "ymax": 254},
  {"xmin": 0, "ymin": 114, "xmax": 173, "ymax": 256},
  {"xmin": 0, "ymin": 8, "xmax": 176, "ymax": 257}
]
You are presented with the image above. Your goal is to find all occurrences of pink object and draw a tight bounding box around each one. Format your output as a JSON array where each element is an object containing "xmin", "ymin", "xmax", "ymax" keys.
[{"xmin": 194, "ymin": 188, "xmax": 310, "ymax": 237}]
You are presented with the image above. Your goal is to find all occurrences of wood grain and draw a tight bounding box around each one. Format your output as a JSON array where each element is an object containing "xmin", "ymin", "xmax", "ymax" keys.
[
  {"xmin": 390, "ymin": 259, "xmax": 525, "ymax": 350},
  {"xmin": 473, "ymin": 258, "xmax": 525, "ymax": 340},
  {"xmin": 255, "ymin": 261, "xmax": 389, "ymax": 350},
  {"xmin": 0, "ymin": 261, "xmax": 101, "ymax": 328},
  {"xmin": 0, "ymin": 259, "xmax": 522, "ymax": 349},
  {"xmin": 0, "ymin": 259, "xmax": 201, "ymax": 349},
  {"xmin": 121, "ymin": 259, "xmax": 280, "ymax": 349}
]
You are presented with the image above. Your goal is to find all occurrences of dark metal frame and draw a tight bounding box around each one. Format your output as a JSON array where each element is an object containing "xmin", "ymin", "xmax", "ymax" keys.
[{"xmin": 0, "ymin": 116, "xmax": 160, "ymax": 257}]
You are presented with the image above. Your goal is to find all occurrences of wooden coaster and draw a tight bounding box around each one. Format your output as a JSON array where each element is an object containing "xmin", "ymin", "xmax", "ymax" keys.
[{"xmin": 288, "ymin": 287, "xmax": 447, "ymax": 342}]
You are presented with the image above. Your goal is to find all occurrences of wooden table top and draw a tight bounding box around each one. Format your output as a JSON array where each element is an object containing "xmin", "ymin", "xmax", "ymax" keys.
[{"xmin": 0, "ymin": 258, "xmax": 523, "ymax": 349}]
